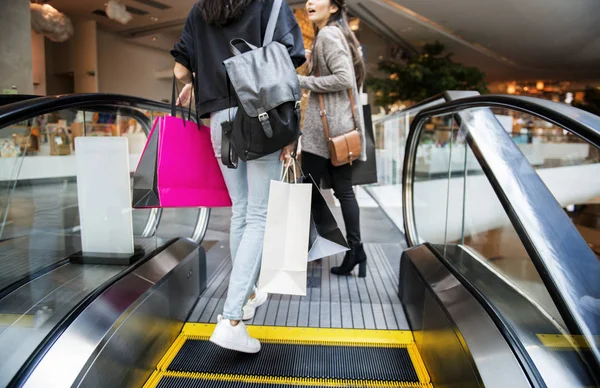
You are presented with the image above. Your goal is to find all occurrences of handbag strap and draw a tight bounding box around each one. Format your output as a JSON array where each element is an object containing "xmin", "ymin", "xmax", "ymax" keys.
[
  {"xmin": 171, "ymin": 74, "xmax": 200, "ymax": 126},
  {"xmin": 170, "ymin": 77, "xmax": 186, "ymax": 119},
  {"xmin": 317, "ymin": 74, "xmax": 359, "ymax": 142},
  {"xmin": 263, "ymin": 0, "xmax": 283, "ymax": 47}
]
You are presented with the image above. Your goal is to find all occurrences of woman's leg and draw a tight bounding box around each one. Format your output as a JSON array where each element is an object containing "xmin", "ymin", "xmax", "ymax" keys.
[
  {"xmin": 210, "ymin": 151, "xmax": 281, "ymax": 353},
  {"xmin": 211, "ymin": 108, "xmax": 246, "ymax": 261},
  {"xmin": 329, "ymin": 163, "xmax": 366, "ymax": 277},
  {"xmin": 219, "ymin": 162, "xmax": 247, "ymax": 262},
  {"xmin": 329, "ymin": 163, "xmax": 361, "ymax": 247},
  {"xmin": 301, "ymin": 152, "xmax": 329, "ymax": 228}
]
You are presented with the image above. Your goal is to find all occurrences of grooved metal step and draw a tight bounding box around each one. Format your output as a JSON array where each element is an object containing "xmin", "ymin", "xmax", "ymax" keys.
[{"xmin": 144, "ymin": 323, "xmax": 432, "ymax": 388}]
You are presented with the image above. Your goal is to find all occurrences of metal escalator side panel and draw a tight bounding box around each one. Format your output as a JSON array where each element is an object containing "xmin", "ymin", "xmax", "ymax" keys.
[
  {"xmin": 400, "ymin": 244, "xmax": 532, "ymax": 388},
  {"xmin": 17, "ymin": 239, "xmax": 206, "ymax": 388}
]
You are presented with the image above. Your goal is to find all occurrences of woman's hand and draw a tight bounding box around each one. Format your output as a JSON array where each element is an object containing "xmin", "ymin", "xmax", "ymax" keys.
[
  {"xmin": 280, "ymin": 141, "xmax": 298, "ymax": 161},
  {"xmin": 176, "ymin": 83, "xmax": 193, "ymax": 107}
]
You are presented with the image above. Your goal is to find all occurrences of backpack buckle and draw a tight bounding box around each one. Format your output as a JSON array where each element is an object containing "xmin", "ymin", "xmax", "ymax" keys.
[{"xmin": 258, "ymin": 112, "xmax": 269, "ymax": 122}]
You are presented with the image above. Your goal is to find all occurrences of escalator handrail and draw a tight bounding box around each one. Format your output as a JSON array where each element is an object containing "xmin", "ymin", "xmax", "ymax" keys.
[
  {"xmin": 0, "ymin": 93, "xmax": 179, "ymax": 128},
  {"xmin": 415, "ymin": 94, "xmax": 600, "ymax": 147},
  {"xmin": 0, "ymin": 94, "xmax": 41, "ymax": 107},
  {"xmin": 403, "ymin": 92, "xmax": 600, "ymax": 376}
]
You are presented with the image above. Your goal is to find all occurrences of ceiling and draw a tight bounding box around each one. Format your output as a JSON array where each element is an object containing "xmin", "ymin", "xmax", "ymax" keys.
[
  {"xmin": 42, "ymin": 0, "xmax": 600, "ymax": 82},
  {"xmin": 350, "ymin": 0, "xmax": 600, "ymax": 82}
]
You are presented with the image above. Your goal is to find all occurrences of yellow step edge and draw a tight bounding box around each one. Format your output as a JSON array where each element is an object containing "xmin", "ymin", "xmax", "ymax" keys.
[
  {"xmin": 183, "ymin": 323, "xmax": 415, "ymax": 346},
  {"xmin": 146, "ymin": 371, "xmax": 433, "ymax": 388},
  {"xmin": 537, "ymin": 334, "xmax": 600, "ymax": 349},
  {"xmin": 407, "ymin": 343, "xmax": 430, "ymax": 384},
  {"xmin": 143, "ymin": 370, "xmax": 163, "ymax": 388},
  {"xmin": 156, "ymin": 334, "xmax": 187, "ymax": 371}
]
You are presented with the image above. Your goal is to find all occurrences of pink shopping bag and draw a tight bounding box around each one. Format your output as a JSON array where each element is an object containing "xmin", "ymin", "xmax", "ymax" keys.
[{"xmin": 132, "ymin": 115, "xmax": 231, "ymax": 208}]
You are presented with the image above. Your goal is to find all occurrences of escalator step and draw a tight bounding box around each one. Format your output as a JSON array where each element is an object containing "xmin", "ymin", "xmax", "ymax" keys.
[
  {"xmin": 154, "ymin": 374, "xmax": 413, "ymax": 387},
  {"xmin": 144, "ymin": 324, "xmax": 431, "ymax": 388},
  {"xmin": 167, "ymin": 339, "xmax": 419, "ymax": 382}
]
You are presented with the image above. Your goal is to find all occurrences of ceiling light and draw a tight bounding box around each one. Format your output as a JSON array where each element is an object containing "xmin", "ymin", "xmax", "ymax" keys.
[
  {"xmin": 150, "ymin": 16, "xmax": 158, "ymax": 22},
  {"xmin": 523, "ymin": 86, "xmax": 529, "ymax": 91},
  {"xmin": 106, "ymin": 0, "xmax": 132, "ymax": 25},
  {"xmin": 30, "ymin": 3, "xmax": 74, "ymax": 42},
  {"xmin": 536, "ymin": 81, "xmax": 544, "ymax": 91}
]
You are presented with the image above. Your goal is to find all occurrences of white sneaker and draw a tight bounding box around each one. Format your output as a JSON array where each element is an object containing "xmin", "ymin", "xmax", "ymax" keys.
[
  {"xmin": 242, "ymin": 290, "xmax": 268, "ymax": 321},
  {"xmin": 209, "ymin": 315, "xmax": 261, "ymax": 353}
]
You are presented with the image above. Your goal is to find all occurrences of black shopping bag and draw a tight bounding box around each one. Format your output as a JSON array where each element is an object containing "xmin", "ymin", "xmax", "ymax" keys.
[
  {"xmin": 321, "ymin": 104, "xmax": 378, "ymax": 189},
  {"xmin": 132, "ymin": 121, "xmax": 160, "ymax": 208},
  {"xmin": 306, "ymin": 174, "xmax": 349, "ymax": 261}
]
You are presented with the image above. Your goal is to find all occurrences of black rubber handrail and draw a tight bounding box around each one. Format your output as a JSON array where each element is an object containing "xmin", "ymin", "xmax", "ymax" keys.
[
  {"xmin": 423, "ymin": 243, "xmax": 546, "ymax": 388},
  {"xmin": 0, "ymin": 93, "xmax": 177, "ymax": 128},
  {"xmin": 403, "ymin": 92, "xmax": 600, "ymax": 380},
  {"xmin": 421, "ymin": 94, "xmax": 600, "ymax": 148},
  {"xmin": 0, "ymin": 94, "xmax": 41, "ymax": 107}
]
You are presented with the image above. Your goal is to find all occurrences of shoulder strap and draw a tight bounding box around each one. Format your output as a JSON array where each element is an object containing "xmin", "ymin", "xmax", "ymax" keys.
[
  {"xmin": 318, "ymin": 89, "xmax": 359, "ymax": 141},
  {"xmin": 263, "ymin": 0, "xmax": 283, "ymax": 47},
  {"xmin": 317, "ymin": 70, "xmax": 359, "ymax": 143}
]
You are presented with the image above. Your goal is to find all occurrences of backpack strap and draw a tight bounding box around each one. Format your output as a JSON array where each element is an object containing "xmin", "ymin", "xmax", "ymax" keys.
[
  {"xmin": 263, "ymin": 0, "xmax": 283, "ymax": 47},
  {"xmin": 221, "ymin": 77, "xmax": 239, "ymax": 169},
  {"xmin": 221, "ymin": 119, "xmax": 238, "ymax": 169}
]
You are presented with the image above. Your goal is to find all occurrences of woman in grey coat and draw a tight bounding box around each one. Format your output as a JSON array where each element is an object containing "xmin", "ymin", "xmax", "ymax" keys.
[{"xmin": 299, "ymin": 0, "xmax": 368, "ymax": 277}]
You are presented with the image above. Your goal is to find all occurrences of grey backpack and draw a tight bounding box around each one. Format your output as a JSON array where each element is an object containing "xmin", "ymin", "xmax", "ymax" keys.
[{"xmin": 221, "ymin": 0, "xmax": 302, "ymax": 167}]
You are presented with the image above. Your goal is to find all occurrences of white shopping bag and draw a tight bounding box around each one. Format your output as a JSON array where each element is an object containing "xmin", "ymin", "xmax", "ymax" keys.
[{"xmin": 258, "ymin": 164, "xmax": 312, "ymax": 296}]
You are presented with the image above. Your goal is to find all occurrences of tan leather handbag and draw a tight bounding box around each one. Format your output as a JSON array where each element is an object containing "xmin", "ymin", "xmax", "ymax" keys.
[{"xmin": 318, "ymin": 89, "xmax": 361, "ymax": 166}]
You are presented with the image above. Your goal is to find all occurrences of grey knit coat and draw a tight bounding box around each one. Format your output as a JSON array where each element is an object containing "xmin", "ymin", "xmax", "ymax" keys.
[{"xmin": 298, "ymin": 26, "xmax": 366, "ymax": 161}]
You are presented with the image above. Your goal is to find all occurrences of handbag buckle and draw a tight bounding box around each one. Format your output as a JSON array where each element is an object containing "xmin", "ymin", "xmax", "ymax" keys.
[
  {"xmin": 320, "ymin": 110, "xmax": 327, "ymax": 117},
  {"xmin": 258, "ymin": 112, "xmax": 269, "ymax": 122}
]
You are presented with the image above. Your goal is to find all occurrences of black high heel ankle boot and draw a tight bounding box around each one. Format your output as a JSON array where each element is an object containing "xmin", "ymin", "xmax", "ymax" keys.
[{"xmin": 331, "ymin": 243, "xmax": 367, "ymax": 277}]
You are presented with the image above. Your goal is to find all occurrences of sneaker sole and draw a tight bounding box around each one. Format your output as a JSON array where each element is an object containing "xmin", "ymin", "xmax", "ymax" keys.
[{"xmin": 209, "ymin": 335, "xmax": 261, "ymax": 354}]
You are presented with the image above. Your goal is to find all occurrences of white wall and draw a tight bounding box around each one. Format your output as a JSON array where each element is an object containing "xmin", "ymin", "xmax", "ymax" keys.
[{"xmin": 97, "ymin": 30, "xmax": 172, "ymax": 102}]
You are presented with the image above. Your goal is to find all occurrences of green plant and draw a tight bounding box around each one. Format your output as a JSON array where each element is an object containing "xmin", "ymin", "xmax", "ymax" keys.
[{"xmin": 367, "ymin": 41, "xmax": 488, "ymax": 108}]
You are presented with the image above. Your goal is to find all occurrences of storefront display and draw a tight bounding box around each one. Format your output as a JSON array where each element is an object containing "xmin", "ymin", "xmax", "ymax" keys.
[
  {"xmin": 49, "ymin": 126, "xmax": 71, "ymax": 155},
  {"xmin": 0, "ymin": 138, "xmax": 18, "ymax": 158}
]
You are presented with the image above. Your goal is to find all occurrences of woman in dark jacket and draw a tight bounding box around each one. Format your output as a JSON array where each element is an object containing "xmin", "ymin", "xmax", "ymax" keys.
[{"xmin": 171, "ymin": 0, "xmax": 305, "ymax": 354}]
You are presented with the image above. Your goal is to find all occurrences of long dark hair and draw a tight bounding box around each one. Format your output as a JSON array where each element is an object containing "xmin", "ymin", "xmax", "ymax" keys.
[
  {"xmin": 309, "ymin": 0, "xmax": 366, "ymax": 87},
  {"xmin": 197, "ymin": 0, "xmax": 258, "ymax": 26}
]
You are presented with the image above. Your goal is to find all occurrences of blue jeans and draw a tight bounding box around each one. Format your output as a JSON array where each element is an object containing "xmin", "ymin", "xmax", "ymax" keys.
[{"xmin": 211, "ymin": 108, "xmax": 282, "ymax": 320}]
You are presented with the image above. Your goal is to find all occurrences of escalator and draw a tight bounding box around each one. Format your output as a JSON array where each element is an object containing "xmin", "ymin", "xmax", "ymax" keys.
[{"xmin": 1, "ymin": 92, "xmax": 599, "ymax": 388}]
